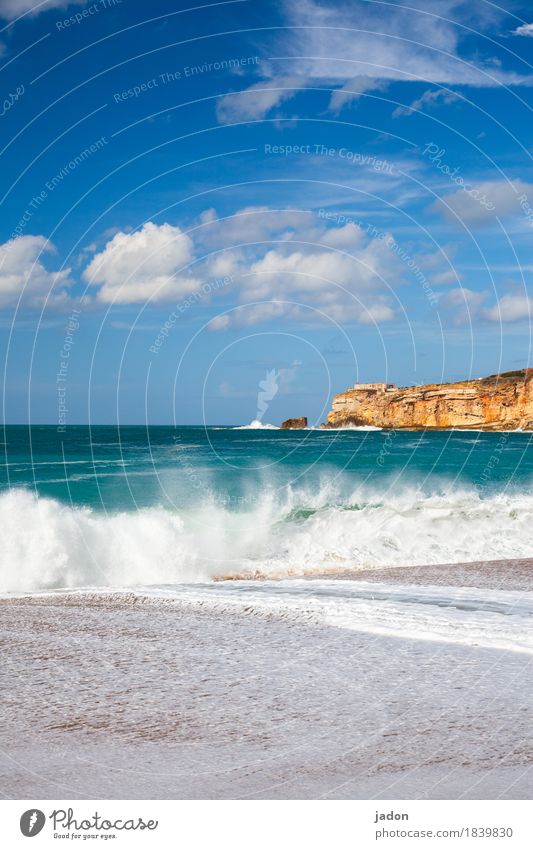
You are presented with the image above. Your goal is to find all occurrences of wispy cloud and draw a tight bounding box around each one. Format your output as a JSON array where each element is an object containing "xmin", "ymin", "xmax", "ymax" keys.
[
  {"xmin": 216, "ymin": 76, "xmax": 302, "ymax": 124},
  {"xmin": 279, "ymin": 0, "xmax": 532, "ymax": 88},
  {"xmin": 393, "ymin": 88, "xmax": 461, "ymax": 118},
  {"xmin": 215, "ymin": 0, "xmax": 532, "ymax": 125},
  {"xmin": 0, "ymin": 0, "xmax": 84, "ymax": 20},
  {"xmin": 329, "ymin": 76, "xmax": 387, "ymax": 113}
]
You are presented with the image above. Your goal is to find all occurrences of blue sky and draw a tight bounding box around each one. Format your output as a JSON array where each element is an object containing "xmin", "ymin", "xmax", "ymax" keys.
[{"xmin": 1, "ymin": 0, "xmax": 533, "ymax": 424}]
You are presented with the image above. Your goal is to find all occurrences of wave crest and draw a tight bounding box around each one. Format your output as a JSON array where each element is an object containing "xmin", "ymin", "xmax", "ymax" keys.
[
  {"xmin": 1, "ymin": 484, "xmax": 533, "ymax": 593},
  {"xmin": 233, "ymin": 419, "xmax": 279, "ymax": 429}
]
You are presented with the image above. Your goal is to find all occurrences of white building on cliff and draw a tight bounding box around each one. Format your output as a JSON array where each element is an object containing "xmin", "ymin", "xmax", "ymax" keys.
[{"xmin": 354, "ymin": 382, "xmax": 396, "ymax": 392}]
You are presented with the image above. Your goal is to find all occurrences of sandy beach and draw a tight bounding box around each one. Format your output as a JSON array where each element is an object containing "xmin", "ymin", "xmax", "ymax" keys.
[{"xmin": 1, "ymin": 560, "xmax": 532, "ymax": 800}]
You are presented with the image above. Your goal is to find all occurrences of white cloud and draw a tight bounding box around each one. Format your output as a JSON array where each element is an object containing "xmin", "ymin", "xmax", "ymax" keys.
[
  {"xmin": 0, "ymin": 235, "xmax": 72, "ymax": 308},
  {"xmin": 207, "ymin": 249, "xmax": 243, "ymax": 280},
  {"xmin": 443, "ymin": 286, "xmax": 533, "ymax": 324},
  {"xmin": 443, "ymin": 286, "xmax": 488, "ymax": 324},
  {"xmin": 216, "ymin": 76, "xmax": 302, "ymax": 124},
  {"xmin": 0, "ymin": 0, "xmax": 83, "ymax": 19},
  {"xmin": 483, "ymin": 293, "xmax": 533, "ymax": 322},
  {"xmin": 393, "ymin": 88, "xmax": 460, "ymax": 118},
  {"xmin": 432, "ymin": 179, "xmax": 533, "ymax": 225},
  {"xmin": 319, "ymin": 223, "xmax": 367, "ymax": 250},
  {"xmin": 193, "ymin": 205, "xmax": 474, "ymax": 328},
  {"xmin": 198, "ymin": 210, "xmax": 403, "ymax": 327},
  {"xmin": 196, "ymin": 207, "xmax": 319, "ymax": 250},
  {"xmin": 279, "ymin": 0, "xmax": 532, "ymax": 88},
  {"xmin": 215, "ymin": 1, "xmax": 531, "ymax": 125},
  {"xmin": 247, "ymin": 246, "xmax": 387, "ymax": 297},
  {"xmin": 429, "ymin": 270, "xmax": 460, "ymax": 285},
  {"xmin": 512, "ymin": 23, "xmax": 533, "ymax": 37},
  {"xmin": 83, "ymin": 222, "xmax": 202, "ymax": 304},
  {"xmin": 329, "ymin": 76, "xmax": 387, "ymax": 113},
  {"xmin": 7, "ymin": 209, "xmax": 458, "ymax": 327}
]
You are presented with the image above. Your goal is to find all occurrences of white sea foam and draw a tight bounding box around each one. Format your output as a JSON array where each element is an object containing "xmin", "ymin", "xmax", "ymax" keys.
[
  {"xmin": 125, "ymin": 579, "xmax": 533, "ymax": 654},
  {"xmin": 20, "ymin": 580, "xmax": 533, "ymax": 653},
  {"xmin": 233, "ymin": 419, "xmax": 279, "ymax": 429},
  {"xmin": 2, "ymin": 483, "xmax": 533, "ymax": 593}
]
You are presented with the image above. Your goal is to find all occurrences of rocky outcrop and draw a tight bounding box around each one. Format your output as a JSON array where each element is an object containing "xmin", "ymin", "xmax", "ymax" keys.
[
  {"xmin": 325, "ymin": 370, "xmax": 533, "ymax": 430},
  {"xmin": 281, "ymin": 416, "xmax": 308, "ymax": 429}
]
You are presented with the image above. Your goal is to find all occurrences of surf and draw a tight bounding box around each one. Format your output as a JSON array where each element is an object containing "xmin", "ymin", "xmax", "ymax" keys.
[{"xmin": 2, "ymin": 481, "xmax": 533, "ymax": 593}]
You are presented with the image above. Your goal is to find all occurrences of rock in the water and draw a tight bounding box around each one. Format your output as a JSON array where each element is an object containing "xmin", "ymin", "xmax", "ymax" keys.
[{"xmin": 281, "ymin": 416, "xmax": 308, "ymax": 429}]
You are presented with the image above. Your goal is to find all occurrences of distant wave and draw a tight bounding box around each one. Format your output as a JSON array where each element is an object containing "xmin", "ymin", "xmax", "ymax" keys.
[
  {"xmin": 2, "ymin": 482, "xmax": 533, "ymax": 593},
  {"xmin": 233, "ymin": 419, "xmax": 279, "ymax": 430}
]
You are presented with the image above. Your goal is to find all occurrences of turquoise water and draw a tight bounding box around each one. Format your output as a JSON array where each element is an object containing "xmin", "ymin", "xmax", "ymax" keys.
[
  {"xmin": 2, "ymin": 425, "xmax": 533, "ymax": 510},
  {"xmin": 2, "ymin": 425, "xmax": 533, "ymax": 592}
]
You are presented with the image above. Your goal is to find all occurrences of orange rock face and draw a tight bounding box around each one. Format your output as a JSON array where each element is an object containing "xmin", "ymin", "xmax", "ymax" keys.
[
  {"xmin": 326, "ymin": 370, "xmax": 533, "ymax": 430},
  {"xmin": 281, "ymin": 416, "xmax": 308, "ymax": 429}
]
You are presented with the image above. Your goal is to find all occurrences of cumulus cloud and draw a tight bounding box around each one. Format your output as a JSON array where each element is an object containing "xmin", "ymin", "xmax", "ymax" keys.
[
  {"xmin": 431, "ymin": 179, "xmax": 533, "ymax": 225},
  {"xmin": 0, "ymin": 0, "xmax": 83, "ymax": 19},
  {"xmin": 512, "ymin": 23, "xmax": 533, "ymax": 37},
  {"xmin": 196, "ymin": 207, "xmax": 320, "ymax": 250},
  {"xmin": 248, "ymin": 245, "xmax": 388, "ymax": 297},
  {"xmin": 0, "ymin": 235, "xmax": 72, "ymax": 308},
  {"xmin": 195, "ymin": 207, "xmax": 405, "ymax": 328},
  {"xmin": 216, "ymin": 76, "xmax": 302, "ymax": 124},
  {"xmin": 443, "ymin": 286, "xmax": 488, "ymax": 324},
  {"xmin": 483, "ymin": 293, "xmax": 533, "ymax": 322},
  {"xmin": 393, "ymin": 88, "xmax": 460, "ymax": 118},
  {"xmin": 83, "ymin": 222, "xmax": 203, "ymax": 304},
  {"xmin": 444, "ymin": 286, "xmax": 533, "ymax": 324},
  {"xmin": 8, "ymin": 209, "xmax": 458, "ymax": 327}
]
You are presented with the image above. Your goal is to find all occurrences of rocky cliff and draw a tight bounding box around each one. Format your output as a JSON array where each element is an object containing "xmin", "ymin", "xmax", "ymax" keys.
[{"xmin": 325, "ymin": 370, "xmax": 533, "ymax": 430}]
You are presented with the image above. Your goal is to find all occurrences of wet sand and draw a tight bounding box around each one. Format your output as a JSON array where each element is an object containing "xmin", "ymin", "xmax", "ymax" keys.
[
  {"xmin": 320, "ymin": 557, "xmax": 533, "ymax": 591},
  {"xmin": 1, "ymin": 567, "xmax": 532, "ymax": 800}
]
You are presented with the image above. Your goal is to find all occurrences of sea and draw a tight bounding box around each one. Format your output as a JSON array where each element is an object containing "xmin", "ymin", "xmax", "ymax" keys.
[
  {"xmin": 2, "ymin": 423, "xmax": 533, "ymax": 782},
  {"xmin": 1, "ymin": 423, "xmax": 533, "ymax": 594}
]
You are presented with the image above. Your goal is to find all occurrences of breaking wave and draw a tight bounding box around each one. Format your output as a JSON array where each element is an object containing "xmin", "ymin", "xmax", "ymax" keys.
[
  {"xmin": 233, "ymin": 420, "xmax": 279, "ymax": 429},
  {"xmin": 2, "ymin": 481, "xmax": 533, "ymax": 593}
]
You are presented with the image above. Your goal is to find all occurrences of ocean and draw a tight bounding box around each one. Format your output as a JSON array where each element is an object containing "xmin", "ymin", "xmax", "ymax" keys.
[
  {"xmin": 3, "ymin": 424, "xmax": 533, "ymax": 799},
  {"xmin": 2, "ymin": 424, "xmax": 533, "ymax": 594}
]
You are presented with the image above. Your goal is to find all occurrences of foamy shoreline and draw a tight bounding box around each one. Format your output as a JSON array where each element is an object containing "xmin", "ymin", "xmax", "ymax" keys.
[{"xmin": 1, "ymin": 559, "xmax": 532, "ymax": 800}]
